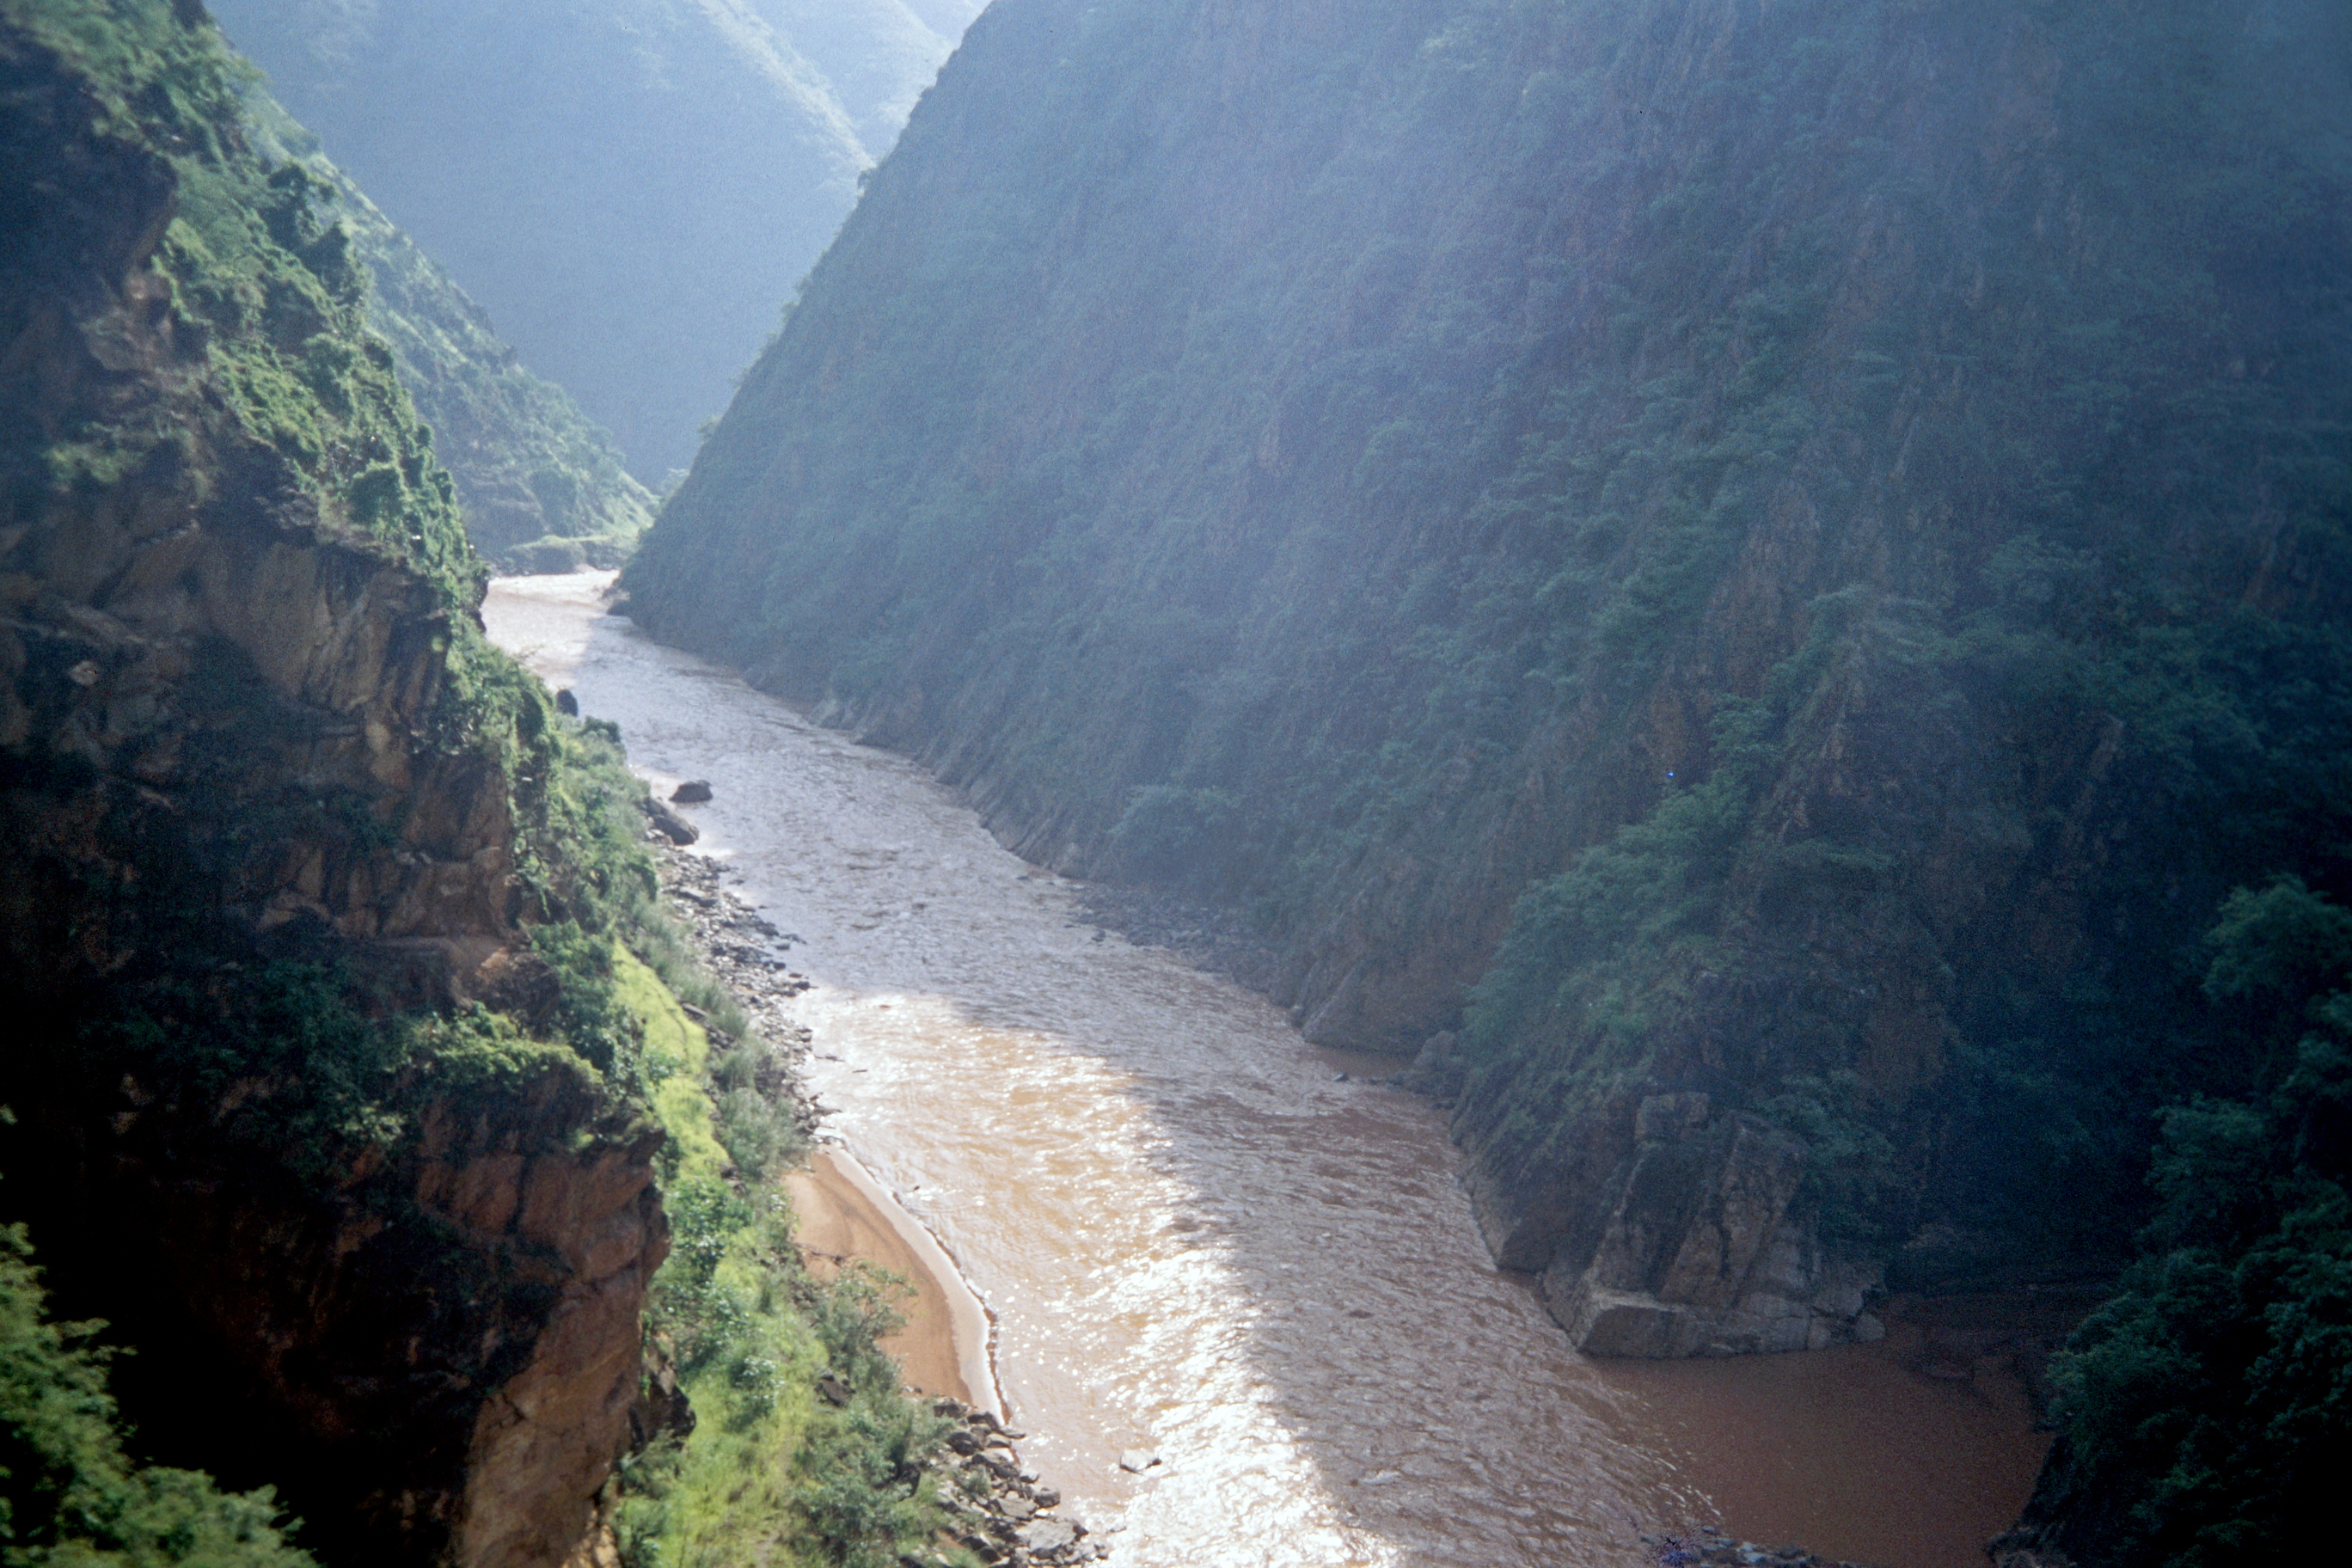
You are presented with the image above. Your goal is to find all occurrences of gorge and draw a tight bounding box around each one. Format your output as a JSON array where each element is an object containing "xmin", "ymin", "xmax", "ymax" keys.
[
  {"xmin": 487, "ymin": 567, "xmax": 2056, "ymax": 1568},
  {"xmin": 3, "ymin": 0, "xmax": 2346, "ymax": 1565},
  {"xmin": 622, "ymin": 0, "xmax": 2351, "ymax": 1559}
]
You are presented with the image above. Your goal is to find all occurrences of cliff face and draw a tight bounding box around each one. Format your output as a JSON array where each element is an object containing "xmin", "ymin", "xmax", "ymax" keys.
[
  {"xmin": 29, "ymin": 1061, "xmax": 667, "ymax": 1567},
  {"xmin": 0, "ymin": 7, "xmax": 666, "ymax": 1562},
  {"xmin": 0, "ymin": 11, "xmax": 500, "ymax": 994},
  {"xmin": 623, "ymin": 0, "xmax": 2351, "ymax": 1370}
]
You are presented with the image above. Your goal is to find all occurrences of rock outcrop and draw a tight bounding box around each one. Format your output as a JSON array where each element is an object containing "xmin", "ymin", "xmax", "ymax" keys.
[
  {"xmin": 0, "ymin": 7, "xmax": 514, "ymax": 1007},
  {"xmin": 0, "ymin": 9, "xmax": 667, "ymax": 1562},
  {"xmin": 28, "ymin": 1060, "xmax": 668, "ymax": 1567},
  {"xmin": 1531, "ymin": 1095, "xmax": 1879, "ymax": 1357}
]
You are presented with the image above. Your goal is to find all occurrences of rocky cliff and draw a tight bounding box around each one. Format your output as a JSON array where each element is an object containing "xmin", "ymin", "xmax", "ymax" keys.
[
  {"xmin": 0, "ymin": 5, "xmax": 668, "ymax": 1562},
  {"xmin": 622, "ymin": 0, "xmax": 2351, "ymax": 1409}
]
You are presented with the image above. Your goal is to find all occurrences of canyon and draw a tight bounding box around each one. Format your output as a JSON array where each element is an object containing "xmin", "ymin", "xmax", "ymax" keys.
[
  {"xmin": 3, "ymin": 0, "xmax": 2345, "ymax": 1564},
  {"xmin": 488, "ymin": 568, "xmax": 2055, "ymax": 1568},
  {"xmin": 624, "ymin": 0, "xmax": 2349, "ymax": 1405}
]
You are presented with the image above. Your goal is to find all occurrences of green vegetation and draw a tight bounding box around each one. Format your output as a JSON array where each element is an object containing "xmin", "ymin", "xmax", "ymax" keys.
[
  {"xmin": 608, "ymin": 951, "xmax": 972, "ymax": 1568},
  {"xmin": 3, "ymin": 0, "xmax": 475, "ymax": 606},
  {"xmin": 632, "ymin": 0, "xmax": 2347, "ymax": 1177},
  {"xmin": 238, "ymin": 94, "xmax": 656, "ymax": 572},
  {"xmin": 2020, "ymin": 882, "xmax": 2352, "ymax": 1565},
  {"xmin": 17, "ymin": 0, "xmax": 653, "ymax": 581},
  {"xmin": 0, "ymin": 1225, "xmax": 313, "ymax": 1568}
]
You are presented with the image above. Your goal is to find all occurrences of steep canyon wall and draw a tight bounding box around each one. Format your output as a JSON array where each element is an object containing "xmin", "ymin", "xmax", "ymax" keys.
[
  {"xmin": 625, "ymin": 0, "xmax": 2352, "ymax": 1395},
  {"xmin": 0, "ymin": 8, "xmax": 670, "ymax": 1562}
]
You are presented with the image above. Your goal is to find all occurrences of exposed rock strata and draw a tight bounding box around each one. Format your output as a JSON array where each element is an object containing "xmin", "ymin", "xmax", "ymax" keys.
[
  {"xmin": 0, "ymin": 18, "xmax": 515, "ymax": 1008},
  {"xmin": 1538, "ymin": 1094, "xmax": 1880, "ymax": 1357},
  {"xmin": 1645, "ymin": 1527, "xmax": 1876, "ymax": 1568},
  {"xmin": 23, "ymin": 1062, "xmax": 670, "ymax": 1567}
]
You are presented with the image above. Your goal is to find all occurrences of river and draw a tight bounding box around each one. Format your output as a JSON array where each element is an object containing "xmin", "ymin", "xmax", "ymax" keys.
[{"xmin": 484, "ymin": 572, "xmax": 2048, "ymax": 1568}]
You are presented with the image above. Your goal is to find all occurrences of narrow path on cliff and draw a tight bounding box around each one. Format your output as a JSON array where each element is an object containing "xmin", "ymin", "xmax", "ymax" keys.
[{"xmin": 485, "ymin": 572, "xmax": 2047, "ymax": 1568}]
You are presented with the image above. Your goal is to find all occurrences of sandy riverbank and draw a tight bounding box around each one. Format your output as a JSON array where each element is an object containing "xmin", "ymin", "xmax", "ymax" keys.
[
  {"xmin": 635, "ymin": 842, "xmax": 1001, "ymax": 1418},
  {"xmin": 787, "ymin": 1143, "xmax": 998, "ymax": 1414}
]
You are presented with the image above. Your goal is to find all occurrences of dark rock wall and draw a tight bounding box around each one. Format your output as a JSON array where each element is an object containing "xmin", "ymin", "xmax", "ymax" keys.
[
  {"xmin": 18, "ymin": 1063, "xmax": 665, "ymax": 1567},
  {"xmin": 1, "ymin": 9, "xmax": 664, "ymax": 1563}
]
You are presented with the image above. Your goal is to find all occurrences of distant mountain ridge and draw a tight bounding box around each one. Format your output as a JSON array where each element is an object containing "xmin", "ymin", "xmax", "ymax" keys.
[{"xmin": 209, "ymin": 0, "xmax": 987, "ymax": 479}]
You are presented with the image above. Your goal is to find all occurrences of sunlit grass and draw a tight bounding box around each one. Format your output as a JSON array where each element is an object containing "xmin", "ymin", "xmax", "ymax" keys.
[{"xmin": 609, "ymin": 946, "xmax": 971, "ymax": 1568}]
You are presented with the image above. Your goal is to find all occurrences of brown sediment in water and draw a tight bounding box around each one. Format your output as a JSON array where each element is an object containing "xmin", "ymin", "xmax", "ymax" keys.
[
  {"xmin": 787, "ymin": 1143, "xmax": 997, "ymax": 1416},
  {"xmin": 1589, "ymin": 1315, "xmax": 2055, "ymax": 1568},
  {"xmin": 484, "ymin": 570, "xmax": 2057, "ymax": 1568}
]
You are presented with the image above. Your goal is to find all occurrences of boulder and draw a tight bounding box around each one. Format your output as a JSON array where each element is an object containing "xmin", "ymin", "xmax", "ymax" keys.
[
  {"xmin": 640, "ymin": 797, "xmax": 698, "ymax": 845},
  {"xmin": 1020, "ymin": 1519, "xmax": 1079, "ymax": 1554},
  {"xmin": 1540, "ymin": 1097, "xmax": 1881, "ymax": 1357},
  {"xmin": 671, "ymin": 779, "xmax": 714, "ymax": 803}
]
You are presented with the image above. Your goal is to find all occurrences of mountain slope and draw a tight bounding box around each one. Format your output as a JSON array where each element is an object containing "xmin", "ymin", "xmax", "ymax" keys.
[
  {"xmin": 208, "ymin": 0, "xmax": 987, "ymax": 480},
  {"xmin": 241, "ymin": 94, "xmax": 656, "ymax": 573},
  {"xmin": 622, "ymin": 0, "xmax": 2350, "ymax": 1552},
  {"xmin": 0, "ymin": 4, "xmax": 676, "ymax": 1559}
]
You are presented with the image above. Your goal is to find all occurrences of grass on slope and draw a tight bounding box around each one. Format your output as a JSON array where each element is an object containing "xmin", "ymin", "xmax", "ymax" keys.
[{"xmin": 609, "ymin": 949, "xmax": 975, "ymax": 1568}]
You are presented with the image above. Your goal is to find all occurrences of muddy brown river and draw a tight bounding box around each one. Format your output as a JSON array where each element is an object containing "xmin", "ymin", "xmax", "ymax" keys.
[{"xmin": 486, "ymin": 573, "xmax": 2048, "ymax": 1568}]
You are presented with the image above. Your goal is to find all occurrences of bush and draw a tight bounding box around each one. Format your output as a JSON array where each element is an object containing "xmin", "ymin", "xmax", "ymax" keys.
[
  {"xmin": 2026, "ymin": 885, "xmax": 2352, "ymax": 1565},
  {"xmin": 0, "ymin": 1224, "xmax": 315, "ymax": 1567}
]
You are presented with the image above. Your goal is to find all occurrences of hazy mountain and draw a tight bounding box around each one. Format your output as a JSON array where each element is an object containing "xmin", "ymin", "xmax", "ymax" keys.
[
  {"xmin": 208, "ymin": 0, "xmax": 988, "ymax": 480},
  {"xmin": 242, "ymin": 92, "xmax": 657, "ymax": 571}
]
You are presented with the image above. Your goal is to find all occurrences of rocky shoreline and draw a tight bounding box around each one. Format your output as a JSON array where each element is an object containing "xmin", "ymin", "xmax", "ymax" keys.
[
  {"xmin": 650, "ymin": 841, "xmax": 1106, "ymax": 1565},
  {"xmin": 927, "ymin": 1399, "xmax": 1111, "ymax": 1565},
  {"xmin": 1647, "ymin": 1528, "xmax": 1873, "ymax": 1568}
]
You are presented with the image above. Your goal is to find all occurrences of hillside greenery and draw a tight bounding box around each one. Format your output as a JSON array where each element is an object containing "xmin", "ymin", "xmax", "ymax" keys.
[
  {"xmin": 209, "ymin": 0, "xmax": 984, "ymax": 478},
  {"xmin": 630, "ymin": 0, "xmax": 2349, "ymax": 1224},
  {"xmin": 623, "ymin": 0, "xmax": 2349, "ymax": 1559},
  {"xmin": 238, "ymin": 93, "xmax": 655, "ymax": 573},
  {"xmin": 608, "ymin": 953, "xmax": 973, "ymax": 1568},
  {"xmin": 1, "ymin": 4, "xmax": 965, "ymax": 1563},
  {"xmin": 2019, "ymin": 882, "xmax": 2352, "ymax": 1566}
]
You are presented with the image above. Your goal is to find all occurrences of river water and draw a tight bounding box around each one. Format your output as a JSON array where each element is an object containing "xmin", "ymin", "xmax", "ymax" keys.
[{"xmin": 484, "ymin": 573, "xmax": 2048, "ymax": 1568}]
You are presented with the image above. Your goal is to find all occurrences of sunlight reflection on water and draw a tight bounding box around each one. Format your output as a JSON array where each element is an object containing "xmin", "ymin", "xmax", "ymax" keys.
[{"xmin": 485, "ymin": 572, "xmax": 2042, "ymax": 1568}]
